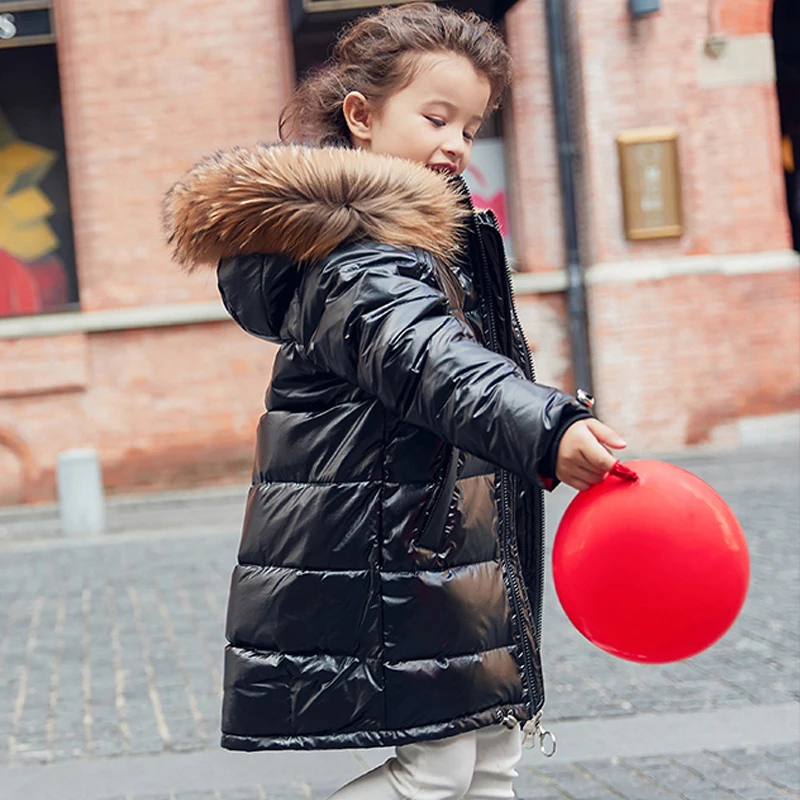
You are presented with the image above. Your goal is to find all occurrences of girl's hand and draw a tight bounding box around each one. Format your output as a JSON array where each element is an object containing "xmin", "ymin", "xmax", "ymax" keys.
[{"xmin": 555, "ymin": 419, "xmax": 627, "ymax": 491}]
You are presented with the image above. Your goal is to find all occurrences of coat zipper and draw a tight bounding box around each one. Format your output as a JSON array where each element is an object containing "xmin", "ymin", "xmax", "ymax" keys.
[
  {"xmin": 458, "ymin": 193, "xmax": 543, "ymax": 722},
  {"xmin": 486, "ymin": 214, "xmax": 558, "ymax": 755},
  {"xmin": 472, "ymin": 203, "xmax": 557, "ymax": 754},
  {"xmin": 482, "ymin": 210, "xmax": 548, "ymax": 650}
]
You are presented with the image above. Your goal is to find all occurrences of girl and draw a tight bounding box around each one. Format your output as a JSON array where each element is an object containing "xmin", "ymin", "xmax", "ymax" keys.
[{"xmin": 163, "ymin": 4, "xmax": 625, "ymax": 797}]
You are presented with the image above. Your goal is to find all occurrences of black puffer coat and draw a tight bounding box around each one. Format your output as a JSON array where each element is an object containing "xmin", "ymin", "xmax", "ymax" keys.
[{"xmin": 164, "ymin": 145, "xmax": 591, "ymax": 751}]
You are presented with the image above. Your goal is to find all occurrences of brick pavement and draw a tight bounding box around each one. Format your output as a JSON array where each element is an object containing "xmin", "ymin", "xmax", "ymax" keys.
[{"xmin": 0, "ymin": 443, "xmax": 797, "ymax": 798}]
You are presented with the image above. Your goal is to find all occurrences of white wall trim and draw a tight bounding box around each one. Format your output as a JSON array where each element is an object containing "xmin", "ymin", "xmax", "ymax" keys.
[
  {"xmin": 698, "ymin": 34, "xmax": 776, "ymax": 89},
  {"xmin": 0, "ymin": 301, "xmax": 230, "ymax": 340},
  {"xmin": 0, "ymin": 250, "xmax": 797, "ymax": 339},
  {"xmin": 511, "ymin": 271, "xmax": 569, "ymax": 294},
  {"xmin": 584, "ymin": 250, "xmax": 800, "ymax": 286},
  {"xmin": 511, "ymin": 250, "xmax": 799, "ymax": 295}
]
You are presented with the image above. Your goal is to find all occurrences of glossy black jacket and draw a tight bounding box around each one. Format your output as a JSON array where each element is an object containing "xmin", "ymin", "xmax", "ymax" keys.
[{"xmin": 163, "ymin": 145, "xmax": 591, "ymax": 751}]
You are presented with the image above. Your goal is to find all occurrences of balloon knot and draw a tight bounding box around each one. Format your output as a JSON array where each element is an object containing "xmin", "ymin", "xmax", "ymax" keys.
[{"xmin": 610, "ymin": 461, "xmax": 640, "ymax": 483}]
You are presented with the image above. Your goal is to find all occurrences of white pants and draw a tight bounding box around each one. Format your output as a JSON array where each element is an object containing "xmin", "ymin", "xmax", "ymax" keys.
[{"xmin": 328, "ymin": 724, "xmax": 522, "ymax": 799}]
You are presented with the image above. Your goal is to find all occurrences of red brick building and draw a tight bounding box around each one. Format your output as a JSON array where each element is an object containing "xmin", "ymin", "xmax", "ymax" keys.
[{"xmin": 0, "ymin": 0, "xmax": 797, "ymax": 504}]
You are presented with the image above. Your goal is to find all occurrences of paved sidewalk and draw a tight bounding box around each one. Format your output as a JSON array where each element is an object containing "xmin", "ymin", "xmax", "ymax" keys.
[
  {"xmin": 0, "ymin": 444, "xmax": 798, "ymax": 798},
  {"xmin": 2, "ymin": 707, "xmax": 798, "ymax": 799}
]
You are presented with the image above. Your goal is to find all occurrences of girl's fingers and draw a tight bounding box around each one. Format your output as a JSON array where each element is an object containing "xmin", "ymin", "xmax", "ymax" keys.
[
  {"xmin": 568, "ymin": 463, "xmax": 604, "ymax": 483},
  {"xmin": 559, "ymin": 465, "xmax": 602, "ymax": 491},
  {"xmin": 557, "ymin": 417, "xmax": 627, "ymax": 490},
  {"xmin": 579, "ymin": 443, "xmax": 616, "ymax": 475},
  {"xmin": 585, "ymin": 418, "xmax": 627, "ymax": 450}
]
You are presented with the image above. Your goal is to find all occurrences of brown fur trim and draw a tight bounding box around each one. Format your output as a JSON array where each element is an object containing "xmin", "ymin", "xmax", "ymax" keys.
[{"xmin": 162, "ymin": 145, "xmax": 469, "ymax": 269}]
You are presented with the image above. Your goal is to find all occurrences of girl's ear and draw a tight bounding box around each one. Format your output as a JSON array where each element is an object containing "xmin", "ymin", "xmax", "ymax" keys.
[{"xmin": 342, "ymin": 91, "xmax": 373, "ymax": 146}]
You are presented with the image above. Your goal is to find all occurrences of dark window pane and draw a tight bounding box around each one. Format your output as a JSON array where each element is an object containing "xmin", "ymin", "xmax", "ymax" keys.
[{"xmin": 0, "ymin": 43, "xmax": 78, "ymax": 317}]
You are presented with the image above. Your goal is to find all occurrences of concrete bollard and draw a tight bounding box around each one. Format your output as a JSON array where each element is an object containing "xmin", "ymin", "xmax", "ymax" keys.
[{"xmin": 56, "ymin": 449, "xmax": 106, "ymax": 537}]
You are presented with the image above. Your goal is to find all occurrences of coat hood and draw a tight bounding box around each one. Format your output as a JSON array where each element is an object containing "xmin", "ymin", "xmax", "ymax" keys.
[{"xmin": 162, "ymin": 144, "xmax": 470, "ymax": 270}]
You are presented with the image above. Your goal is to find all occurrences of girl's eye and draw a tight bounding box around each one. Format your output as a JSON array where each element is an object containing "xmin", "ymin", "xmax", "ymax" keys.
[
  {"xmin": 425, "ymin": 116, "xmax": 446, "ymax": 128},
  {"xmin": 464, "ymin": 132, "xmax": 475, "ymax": 142}
]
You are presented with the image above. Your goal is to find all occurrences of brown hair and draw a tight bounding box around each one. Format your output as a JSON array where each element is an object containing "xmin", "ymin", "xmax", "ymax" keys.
[{"xmin": 279, "ymin": 2, "xmax": 511, "ymax": 147}]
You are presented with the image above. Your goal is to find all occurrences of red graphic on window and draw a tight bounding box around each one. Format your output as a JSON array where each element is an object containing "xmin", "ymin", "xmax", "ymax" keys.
[
  {"xmin": 0, "ymin": 249, "xmax": 68, "ymax": 316},
  {"xmin": 28, "ymin": 255, "xmax": 69, "ymax": 309},
  {"xmin": 466, "ymin": 163, "xmax": 509, "ymax": 236},
  {"xmin": 0, "ymin": 250, "xmax": 41, "ymax": 315}
]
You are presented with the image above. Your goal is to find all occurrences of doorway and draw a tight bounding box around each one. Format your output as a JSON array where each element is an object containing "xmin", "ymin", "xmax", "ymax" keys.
[{"xmin": 773, "ymin": 0, "xmax": 800, "ymax": 251}]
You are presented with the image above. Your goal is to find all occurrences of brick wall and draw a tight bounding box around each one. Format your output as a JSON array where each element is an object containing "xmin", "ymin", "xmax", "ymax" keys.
[
  {"xmin": 590, "ymin": 269, "xmax": 800, "ymax": 449},
  {"xmin": 719, "ymin": 0, "xmax": 771, "ymax": 36},
  {"xmin": 568, "ymin": 0, "xmax": 797, "ymax": 448},
  {"xmin": 504, "ymin": 0, "xmax": 796, "ymax": 453},
  {"xmin": 504, "ymin": 0, "xmax": 564, "ymax": 273},
  {"xmin": 574, "ymin": 0, "xmax": 789, "ymax": 262},
  {"xmin": 1, "ymin": 0, "xmax": 292, "ymax": 503},
  {"xmin": 52, "ymin": 0, "xmax": 293, "ymax": 311},
  {"xmin": 0, "ymin": 0, "xmax": 796, "ymax": 504},
  {"xmin": 0, "ymin": 323, "xmax": 277, "ymax": 503}
]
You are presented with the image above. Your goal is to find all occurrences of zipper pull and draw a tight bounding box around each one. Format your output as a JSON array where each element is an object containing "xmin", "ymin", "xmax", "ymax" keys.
[{"xmin": 522, "ymin": 713, "xmax": 557, "ymax": 757}]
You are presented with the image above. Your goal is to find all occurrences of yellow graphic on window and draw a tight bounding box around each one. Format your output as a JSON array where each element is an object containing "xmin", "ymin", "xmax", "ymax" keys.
[{"xmin": 0, "ymin": 110, "xmax": 59, "ymax": 261}]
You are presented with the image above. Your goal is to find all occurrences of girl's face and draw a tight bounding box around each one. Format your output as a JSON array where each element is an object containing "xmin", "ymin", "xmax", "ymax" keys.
[{"xmin": 343, "ymin": 52, "xmax": 491, "ymax": 176}]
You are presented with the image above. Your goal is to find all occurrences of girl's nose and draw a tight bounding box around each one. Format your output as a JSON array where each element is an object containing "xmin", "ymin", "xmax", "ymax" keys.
[{"xmin": 442, "ymin": 139, "xmax": 467, "ymax": 162}]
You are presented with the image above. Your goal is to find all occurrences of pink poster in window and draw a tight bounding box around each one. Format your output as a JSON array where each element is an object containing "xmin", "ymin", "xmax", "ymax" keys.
[{"xmin": 464, "ymin": 138, "xmax": 516, "ymax": 264}]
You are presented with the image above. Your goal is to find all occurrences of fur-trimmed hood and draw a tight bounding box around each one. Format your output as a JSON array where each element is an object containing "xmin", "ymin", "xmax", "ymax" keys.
[{"xmin": 163, "ymin": 145, "xmax": 469, "ymax": 269}]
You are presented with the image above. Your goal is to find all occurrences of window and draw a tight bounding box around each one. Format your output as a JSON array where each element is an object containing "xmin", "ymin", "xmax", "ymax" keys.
[{"xmin": 0, "ymin": 2, "xmax": 78, "ymax": 318}]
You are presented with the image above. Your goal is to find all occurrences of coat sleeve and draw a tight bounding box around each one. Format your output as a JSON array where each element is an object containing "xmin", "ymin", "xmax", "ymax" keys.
[{"xmin": 293, "ymin": 247, "xmax": 591, "ymax": 487}]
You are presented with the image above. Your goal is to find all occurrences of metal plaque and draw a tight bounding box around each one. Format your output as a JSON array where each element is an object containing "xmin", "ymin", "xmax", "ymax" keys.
[{"xmin": 617, "ymin": 127, "xmax": 683, "ymax": 241}]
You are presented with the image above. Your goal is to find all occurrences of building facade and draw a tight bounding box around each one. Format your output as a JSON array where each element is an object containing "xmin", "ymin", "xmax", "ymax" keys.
[{"xmin": 0, "ymin": 0, "xmax": 797, "ymax": 504}]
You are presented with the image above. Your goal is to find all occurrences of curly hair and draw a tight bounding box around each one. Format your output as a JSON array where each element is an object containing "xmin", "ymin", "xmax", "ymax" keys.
[{"xmin": 279, "ymin": 2, "xmax": 511, "ymax": 147}]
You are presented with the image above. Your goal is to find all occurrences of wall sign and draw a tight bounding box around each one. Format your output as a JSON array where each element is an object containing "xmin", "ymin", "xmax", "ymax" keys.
[
  {"xmin": 0, "ymin": 2, "xmax": 54, "ymax": 49},
  {"xmin": 617, "ymin": 127, "xmax": 683, "ymax": 241}
]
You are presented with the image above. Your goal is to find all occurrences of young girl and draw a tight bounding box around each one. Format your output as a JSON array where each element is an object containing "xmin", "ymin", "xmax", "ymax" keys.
[{"xmin": 164, "ymin": 4, "xmax": 625, "ymax": 797}]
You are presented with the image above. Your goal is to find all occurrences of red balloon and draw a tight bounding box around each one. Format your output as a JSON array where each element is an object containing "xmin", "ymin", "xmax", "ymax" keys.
[{"xmin": 552, "ymin": 460, "xmax": 749, "ymax": 663}]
